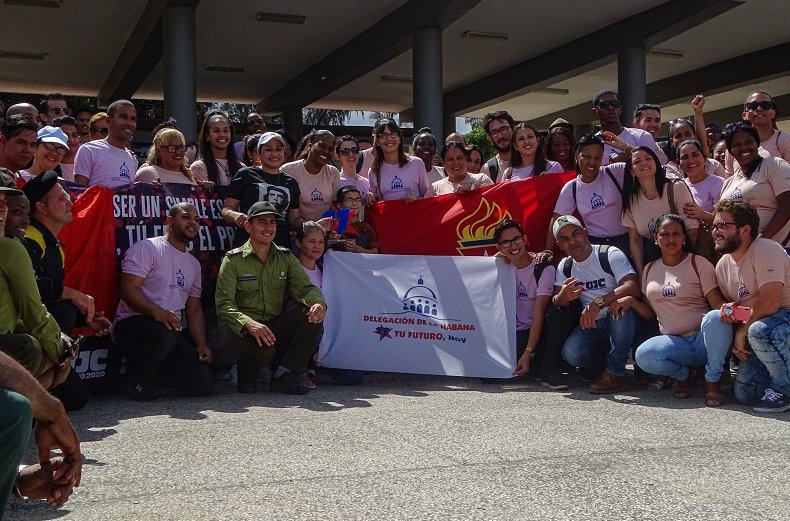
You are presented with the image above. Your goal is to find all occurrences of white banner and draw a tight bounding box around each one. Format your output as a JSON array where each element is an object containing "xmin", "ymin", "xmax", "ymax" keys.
[{"xmin": 318, "ymin": 251, "xmax": 516, "ymax": 378}]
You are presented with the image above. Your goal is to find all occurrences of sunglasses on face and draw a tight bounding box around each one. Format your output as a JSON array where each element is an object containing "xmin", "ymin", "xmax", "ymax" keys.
[
  {"xmin": 163, "ymin": 145, "xmax": 187, "ymax": 153},
  {"xmin": 597, "ymin": 100, "xmax": 622, "ymax": 109},
  {"xmin": 48, "ymin": 107, "xmax": 71, "ymax": 115},
  {"xmin": 338, "ymin": 146, "xmax": 360, "ymax": 156},
  {"xmin": 745, "ymin": 100, "xmax": 775, "ymax": 111}
]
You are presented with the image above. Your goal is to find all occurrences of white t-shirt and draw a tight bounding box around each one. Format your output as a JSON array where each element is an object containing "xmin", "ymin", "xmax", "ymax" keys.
[
  {"xmin": 597, "ymin": 127, "xmax": 659, "ymax": 166},
  {"xmin": 73, "ymin": 139, "xmax": 137, "ymax": 188},
  {"xmin": 59, "ymin": 163, "xmax": 75, "ymax": 182},
  {"xmin": 368, "ymin": 156, "xmax": 431, "ymax": 200},
  {"xmin": 432, "ymin": 173, "xmax": 493, "ymax": 196},
  {"xmin": 301, "ymin": 264, "xmax": 322, "ymax": 289},
  {"xmin": 555, "ymin": 245, "xmax": 635, "ymax": 319},
  {"xmin": 115, "ymin": 236, "xmax": 202, "ymax": 322},
  {"xmin": 426, "ymin": 165, "xmax": 445, "ymax": 185},
  {"xmin": 135, "ymin": 165, "xmax": 197, "ymax": 185},
  {"xmin": 499, "ymin": 160, "xmax": 563, "ymax": 182},
  {"xmin": 554, "ymin": 163, "xmax": 627, "ymax": 238},
  {"xmin": 338, "ymin": 171, "xmax": 371, "ymax": 198},
  {"xmin": 281, "ymin": 160, "xmax": 342, "ymax": 221}
]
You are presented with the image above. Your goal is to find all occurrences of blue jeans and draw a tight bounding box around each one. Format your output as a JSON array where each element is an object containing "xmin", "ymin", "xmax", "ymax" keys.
[
  {"xmin": 561, "ymin": 309, "xmax": 636, "ymax": 376},
  {"xmin": 635, "ymin": 309, "xmax": 733, "ymax": 383},
  {"xmin": 734, "ymin": 309, "xmax": 790, "ymax": 404}
]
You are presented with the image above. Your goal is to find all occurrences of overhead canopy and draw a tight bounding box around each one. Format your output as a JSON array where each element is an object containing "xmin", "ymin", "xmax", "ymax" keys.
[{"xmin": 1, "ymin": 0, "xmax": 787, "ymax": 129}]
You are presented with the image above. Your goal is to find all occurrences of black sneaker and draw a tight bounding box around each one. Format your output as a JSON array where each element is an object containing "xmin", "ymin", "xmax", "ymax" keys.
[
  {"xmin": 270, "ymin": 372, "xmax": 310, "ymax": 395},
  {"xmin": 126, "ymin": 383, "xmax": 164, "ymax": 402},
  {"xmin": 752, "ymin": 388, "xmax": 790, "ymax": 413},
  {"xmin": 540, "ymin": 373, "xmax": 569, "ymax": 391}
]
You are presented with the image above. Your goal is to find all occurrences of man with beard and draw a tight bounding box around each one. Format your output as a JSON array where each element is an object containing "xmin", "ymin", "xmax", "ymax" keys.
[
  {"xmin": 712, "ymin": 200, "xmax": 790, "ymax": 413},
  {"xmin": 480, "ymin": 110, "xmax": 515, "ymax": 183},
  {"xmin": 113, "ymin": 202, "xmax": 214, "ymax": 401}
]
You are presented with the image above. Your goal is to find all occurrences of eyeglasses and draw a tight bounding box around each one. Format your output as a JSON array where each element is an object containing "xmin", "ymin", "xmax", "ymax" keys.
[
  {"xmin": 338, "ymin": 146, "xmax": 360, "ymax": 156},
  {"xmin": 489, "ymin": 125, "xmax": 511, "ymax": 137},
  {"xmin": 342, "ymin": 197, "xmax": 362, "ymax": 204},
  {"xmin": 597, "ymin": 100, "xmax": 622, "ymax": 110},
  {"xmin": 41, "ymin": 142, "xmax": 68, "ymax": 156},
  {"xmin": 498, "ymin": 236, "xmax": 525, "ymax": 249},
  {"xmin": 377, "ymin": 132, "xmax": 399, "ymax": 142},
  {"xmin": 163, "ymin": 145, "xmax": 187, "ymax": 153},
  {"xmin": 48, "ymin": 107, "xmax": 71, "ymax": 116},
  {"xmin": 711, "ymin": 221, "xmax": 739, "ymax": 231},
  {"xmin": 94, "ymin": 127, "xmax": 109, "ymax": 136},
  {"xmin": 745, "ymin": 101, "xmax": 775, "ymax": 112}
]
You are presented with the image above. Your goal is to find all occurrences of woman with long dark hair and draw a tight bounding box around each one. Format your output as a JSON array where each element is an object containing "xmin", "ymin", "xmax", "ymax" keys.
[
  {"xmin": 191, "ymin": 110, "xmax": 243, "ymax": 186},
  {"xmin": 368, "ymin": 118, "xmax": 431, "ymax": 202},
  {"xmin": 544, "ymin": 126, "xmax": 576, "ymax": 172},
  {"xmin": 499, "ymin": 122, "xmax": 562, "ymax": 181}
]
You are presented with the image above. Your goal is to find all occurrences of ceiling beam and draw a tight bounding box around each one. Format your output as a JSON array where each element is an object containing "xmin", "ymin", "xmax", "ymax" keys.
[
  {"xmin": 442, "ymin": 0, "xmax": 742, "ymax": 115},
  {"xmin": 257, "ymin": 0, "xmax": 481, "ymax": 113},
  {"xmin": 529, "ymin": 40, "xmax": 790, "ymax": 129},
  {"xmin": 97, "ymin": 0, "xmax": 200, "ymax": 107}
]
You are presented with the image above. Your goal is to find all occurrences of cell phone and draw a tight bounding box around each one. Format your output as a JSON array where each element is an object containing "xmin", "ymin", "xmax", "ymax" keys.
[{"xmin": 723, "ymin": 305, "xmax": 751, "ymax": 322}]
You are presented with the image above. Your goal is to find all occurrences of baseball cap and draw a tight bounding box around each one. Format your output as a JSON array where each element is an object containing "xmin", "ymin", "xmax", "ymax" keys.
[
  {"xmin": 37, "ymin": 126, "xmax": 70, "ymax": 150},
  {"xmin": 552, "ymin": 215, "xmax": 584, "ymax": 239},
  {"xmin": 246, "ymin": 201, "xmax": 282, "ymax": 219},
  {"xmin": 258, "ymin": 132, "xmax": 286, "ymax": 148},
  {"xmin": 23, "ymin": 171, "xmax": 59, "ymax": 205}
]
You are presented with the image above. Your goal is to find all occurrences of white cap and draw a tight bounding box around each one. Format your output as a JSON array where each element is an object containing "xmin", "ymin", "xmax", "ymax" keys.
[
  {"xmin": 37, "ymin": 126, "xmax": 69, "ymax": 150},
  {"xmin": 552, "ymin": 215, "xmax": 584, "ymax": 239},
  {"xmin": 258, "ymin": 131, "xmax": 286, "ymax": 148}
]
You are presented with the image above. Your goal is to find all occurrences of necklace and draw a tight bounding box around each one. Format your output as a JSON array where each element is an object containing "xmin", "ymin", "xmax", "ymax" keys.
[{"xmin": 215, "ymin": 159, "xmax": 229, "ymax": 176}]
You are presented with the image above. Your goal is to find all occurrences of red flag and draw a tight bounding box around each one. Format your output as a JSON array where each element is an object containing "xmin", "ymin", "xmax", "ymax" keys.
[
  {"xmin": 367, "ymin": 173, "xmax": 575, "ymax": 255},
  {"xmin": 60, "ymin": 186, "xmax": 118, "ymax": 324}
]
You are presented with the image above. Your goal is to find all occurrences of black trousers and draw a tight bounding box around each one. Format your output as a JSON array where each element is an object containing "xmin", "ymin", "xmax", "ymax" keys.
[
  {"xmin": 114, "ymin": 315, "xmax": 213, "ymax": 397},
  {"xmin": 47, "ymin": 300, "xmax": 90, "ymax": 410}
]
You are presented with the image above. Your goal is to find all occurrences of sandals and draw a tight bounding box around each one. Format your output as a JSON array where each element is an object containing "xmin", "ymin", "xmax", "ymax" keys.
[
  {"xmin": 705, "ymin": 380, "xmax": 724, "ymax": 407},
  {"xmin": 673, "ymin": 370, "xmax": 695, "ymax": 399},
  {"xmin": 646, "ymin": 375, "xmax": 673, "ymax": 391}
]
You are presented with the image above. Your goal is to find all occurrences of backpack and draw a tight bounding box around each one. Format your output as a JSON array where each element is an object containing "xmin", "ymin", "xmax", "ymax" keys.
[
  {"xmin": 533, "ymin": 260, "xmax": 552, "ymax": 286},
  {"xmin": 562, "ymin": 245, "xmax": 614, "ymax": 279},
  {"xmin": 485, "ymin": 157, "xmax": 499, "ymax": 183},
  {"xmin": 571, "ymin": 167, "xmax": 622, "ymax": 207}
]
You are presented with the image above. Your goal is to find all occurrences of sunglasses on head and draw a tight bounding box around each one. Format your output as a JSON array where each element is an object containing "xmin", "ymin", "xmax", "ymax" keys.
[
  {"xmin": 338, "ymin": 146, "xmax": 360, "ymax": 156},
  {"xmin": 597, "ymin": 100, "xmax": 622, "ymax": 109},
  {"xmin": 724, "ymin": 121, "xmax": 752, "ymax": 134},
  {"xmin": 94, "ymin": 127, "xmax": 109, "ymax": 136},
  {"xmin": 744, "ymin": 100, "xmax": 775, "ymax": 111}
]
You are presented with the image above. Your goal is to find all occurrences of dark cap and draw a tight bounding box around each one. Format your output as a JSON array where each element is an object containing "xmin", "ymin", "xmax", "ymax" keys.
[
  {"xmin": 0, "ymin": 168, "xmax": 23, "ymax": 195},
  {"xmin": 22, "ymin": 170, "xmax": 59, "ymax": 205},
  {"xmin": 246, "ymin": 201, "xmax": 282, "ymax": 219}
]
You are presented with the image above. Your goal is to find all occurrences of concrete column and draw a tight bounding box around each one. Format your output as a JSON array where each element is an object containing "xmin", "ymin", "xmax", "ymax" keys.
[
  {"xmin": 443, "ymin": 114, "xmax": 456, "ymax": 140},
  {"xmin": 617, "ymin": 46, "xmax": 647, "ymax": 127},
  {"xmin": 163, "ymin": 1, "xmax": 197, "ymax": 141},
  {"xmin": 413, "ymin": 27, "xmax": 443, "ymax": 139},
  {"xmin": 283, "ymin": 107, "xmax": 303, "ymax": 143}
]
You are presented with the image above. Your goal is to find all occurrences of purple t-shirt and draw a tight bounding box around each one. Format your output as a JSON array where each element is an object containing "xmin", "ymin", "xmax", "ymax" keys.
[
  {"xmin": 515, "ymin": 260, "xmax": 555, "ymax": 331},
  {"xmin": 685, "ymin": 173, "xmax": 724, "ymax": 213},
  {"xmin": 368, "ymin": 156, "xmax": 430, "ymax": 200},
  {"xmin": 73, "ymin": 139, "xmax": 137, "ymax": 188},
  {"xmin": 554, "ymin": 163, "xmax": 627, "ymax": 238},
  {"xmin": 115, "ymin": 236, "xmax": 202, "ymax": 322},
  {"xmin": 339, "ymin": 172, "xmax": 371, "ymax": 198}
]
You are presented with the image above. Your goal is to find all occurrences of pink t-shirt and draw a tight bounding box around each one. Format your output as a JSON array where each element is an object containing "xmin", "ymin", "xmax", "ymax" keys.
[
  {"xmin": 369, "ymin": 156, "xmax": 431, "ymax": 200},
  {"xmin": 597, "ymin": 127, "xmax": 659, "ymax": 166},
  {"xmin": 622, "ymin": 180, "xmax": 699, "ymax": 238},
  {"xmin": 515, "ymin": 260, "xmax": 555, "ymax": 331},
  {"xmin": 554, "ymin": 163, "xmax": 627, "ymax": 238},
  {"xmin": 135, "ymin": 165, "xmax": 196, "ymax": 185},
  {"xmin": 720, "ymin": 156, "xmax": 790, "ymax": 246},
  {"xmin": 338, "ymin": 171, "xmax": 371, "ymax": 198},
  {"xmin": 281, "ymin": 160, "xmax": 342, "ymax": 221},
  {"xmin": 684, "ymin": 172, "xmax": 724, "ymax": 213},
  {"xmin": 715, "ymin": 237, "xmax": 790, "ymax": 308},
  {"xmin": 73, "ymin": 139, "xmax": 137, "ymax": 188},
  {"xmin": 499, "ymin": 160, "xmax": 563, "ymax": 182},
  {"xmin": 643, "ymin": 254, "xmax": 718, "ymax": 336},
  {"xmin": 191, "ymin": 159, "xmax": 231, "ymax": 186},
  {"xmin": 481, "ymin": 155, "xmax": 509, "ymax": 182},
  {"xmin": 59, "ymin": 163, "xmax": 75, "ymax": 182},
  {"xmin": 115, "ymin": 236, "xmax": 202, "ymax": 322},
  {"xmin": 725, "ymin": 129, "xmax": 790, "ymax": 176}
]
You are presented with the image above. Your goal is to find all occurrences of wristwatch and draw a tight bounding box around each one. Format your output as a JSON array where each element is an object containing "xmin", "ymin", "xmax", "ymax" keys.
[{"xmin": 592, "ymin": 297, "xmax": 605, "ymax": 308}]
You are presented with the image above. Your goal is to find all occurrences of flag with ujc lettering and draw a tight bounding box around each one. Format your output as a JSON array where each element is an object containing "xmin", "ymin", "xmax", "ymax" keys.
[
  {"xmin": 318, "ymin": 251, "xmax": 517, "ymax": 378},
  {"xmin": 365, "ymin": 172, "xmax": 575, "ymax": 255}
]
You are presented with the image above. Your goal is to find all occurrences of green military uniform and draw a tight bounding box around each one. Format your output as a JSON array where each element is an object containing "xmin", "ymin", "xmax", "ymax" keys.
[
  {"xmin": 0, "ymin": 237, "xmax": 64, "ymax": 375},
  {"xmin": 215, "ymin": 240, "xmax": 325, "ymax": 390}
]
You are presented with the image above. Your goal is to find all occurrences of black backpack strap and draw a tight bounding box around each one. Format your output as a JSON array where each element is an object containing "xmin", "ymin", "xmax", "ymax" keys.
[
  {"xmin": 597, "ymin": 244, "xmax": 613, "ymax": 278},
  {"xmin": 604, "ymin": 167, "xmax": 622, "ymax": 193},
  {"xmin": 562, "ymin": 257, "xmax": 573, "ymax": 279},
  {"xmin": 486, "ymin": 157, "xmax": 499, "ymax": 183},
  {"xmin": 572, "ymin": 180, "xmax": 577, "ymax": 207},
  {"xmin": 355, "ymin": 153, "xmax": 365, "ymax": 174},
  {"xmin": 533, "ymin": 260, "xmax": 551, "ymax": 286}
]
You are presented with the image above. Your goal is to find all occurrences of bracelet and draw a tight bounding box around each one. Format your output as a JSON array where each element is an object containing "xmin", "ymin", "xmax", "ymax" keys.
[
  {"xmin": 525, "ymin": 346, "xmax": 536, "ymax": 358},
  {"xmin": 12, "ymin": 472, "xmax": 23, "ymax": 499}
]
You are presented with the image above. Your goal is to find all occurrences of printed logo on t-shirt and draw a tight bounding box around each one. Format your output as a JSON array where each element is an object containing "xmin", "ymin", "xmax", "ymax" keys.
[
  {"xmin": 662, "ymin": 282, "xmax": 677, "ymax": 298},
  {"xmin": 731, "ymin": 188, "xmax": 743, "ymax": 201},
  {"xmin": 119, "ymin": 162, "xmax": 131, "ymax": 180},
  {"xmin": 391, "ymin": 176, "xmax": 404, "ymax": 190},
  {"xmin": 590, "ymin": 192, "xmax": 605, "ymax": 210},
  {"xmin": 738, "ymin": 280, "xmax": 750, "ymax": 299},
  {"xmin": 310, "ymin": 188, "xmax": 324, "ymax": 202},
  {"xmin": 261, "ymin": 183, "xmax": 290, "ymax": 216},
  {"xmin": 585, "ymin": 278, "xmax": 607, "ymax": 290},
  {"xmin": 175, "ymin": 269, "xmax": 185, "ymax": 289},
  {"xmin": 517, "ymin": 281, "xmax": 528, "ymax": 300}
]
